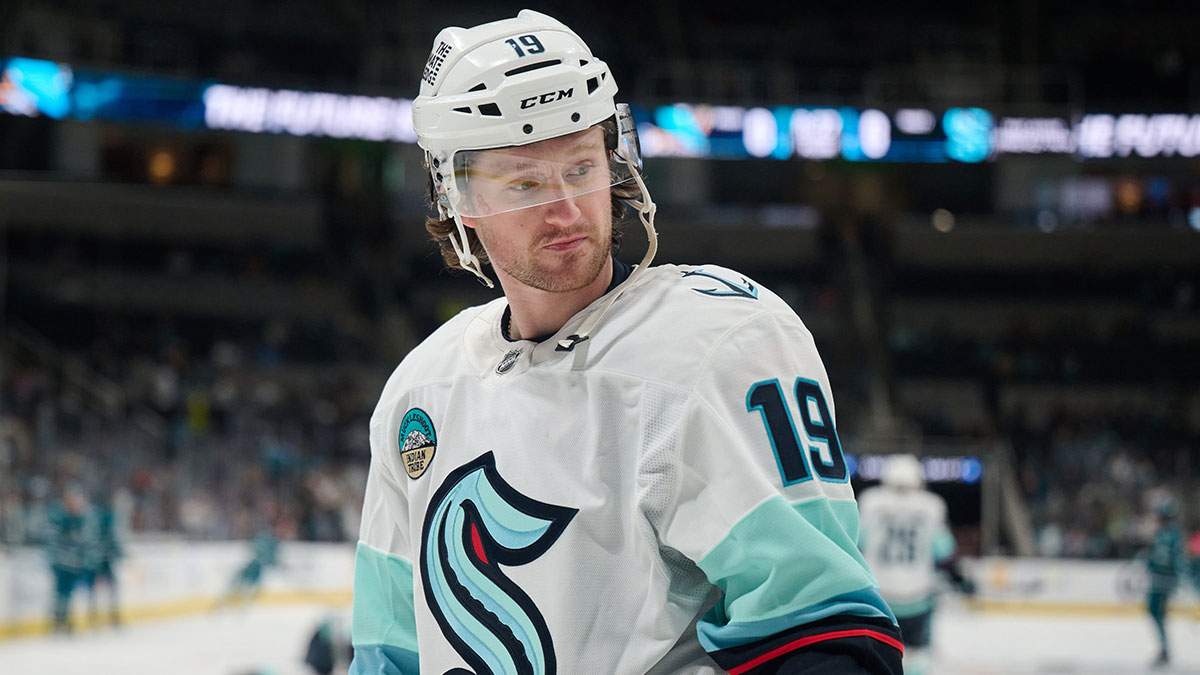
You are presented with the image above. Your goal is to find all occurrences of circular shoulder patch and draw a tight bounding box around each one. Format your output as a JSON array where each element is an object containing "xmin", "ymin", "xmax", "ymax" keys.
[{"xmin": 399, "ymin": 408, "xmax": 437, "ymax": 479}]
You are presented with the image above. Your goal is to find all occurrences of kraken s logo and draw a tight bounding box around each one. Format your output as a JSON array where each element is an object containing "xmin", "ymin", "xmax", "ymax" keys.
[{"xmin": 421, "ymin": 452, "xmax": 577, "ymax": 674}]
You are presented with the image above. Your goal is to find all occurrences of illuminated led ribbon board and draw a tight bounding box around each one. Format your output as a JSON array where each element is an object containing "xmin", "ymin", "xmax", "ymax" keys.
[{"xmin": 5, "ymin": 56, "xmax": 1200, "ymax": 162}]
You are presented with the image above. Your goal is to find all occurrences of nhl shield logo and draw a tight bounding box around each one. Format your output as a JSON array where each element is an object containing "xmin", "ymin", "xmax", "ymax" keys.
[
  {"xmin": 496, "ymin": 348, "xmax": 523, "ymax": 374},
  {"xmin": 399, "ymin": 408, "xmax": 437, "ymax": 479}
]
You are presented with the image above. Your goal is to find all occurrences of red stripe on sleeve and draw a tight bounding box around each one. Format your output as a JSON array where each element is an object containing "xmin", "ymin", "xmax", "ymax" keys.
[{"xmin": 726, "ymin": 628, "xmax": 904, "ymax": 675}]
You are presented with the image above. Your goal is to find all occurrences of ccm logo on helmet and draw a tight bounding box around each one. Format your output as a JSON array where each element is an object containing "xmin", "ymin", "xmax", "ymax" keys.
[{"xmin": 520, "ymin": 88, "xmax": 573, "ymax": 109}]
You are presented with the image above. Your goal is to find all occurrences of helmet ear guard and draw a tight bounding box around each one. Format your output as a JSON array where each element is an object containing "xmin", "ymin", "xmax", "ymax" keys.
[{"xmin": 426, "ymin": 150, "xmax": 452, "ymax": 221}]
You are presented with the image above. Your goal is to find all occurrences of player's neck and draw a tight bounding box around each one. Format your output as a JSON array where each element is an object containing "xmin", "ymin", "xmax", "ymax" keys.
[{"xmin": 501, "ymin": 257, "xmax": 614, "ymax": 341}]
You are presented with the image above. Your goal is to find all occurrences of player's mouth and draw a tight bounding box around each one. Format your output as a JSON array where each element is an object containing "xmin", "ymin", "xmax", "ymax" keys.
[{"xmin": 543, "ymin": 236, "xmax": 587, "ymax": 251}]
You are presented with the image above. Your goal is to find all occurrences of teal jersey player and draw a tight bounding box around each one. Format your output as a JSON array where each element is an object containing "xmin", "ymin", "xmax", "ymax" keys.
[{"xmin": 1145, "ymin": 498, "xmax": 1186, "ymax": 667}]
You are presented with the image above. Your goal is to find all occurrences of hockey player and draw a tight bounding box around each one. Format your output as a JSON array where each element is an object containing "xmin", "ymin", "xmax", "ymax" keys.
[
  {"xmin": 45, "ymin": 484, "xmax": 90, "ymax": 634},
  {"xmin": 217, "ymin": 522, "xmax": 282, "ymax": 609},
  {"xmin": 1190, "ymin": 531, "xmax": 1200, "ymax": 594},
  {"xmin": 856, "ymin": 454, "xmax": 970, "ymax": 675},
  {"xmin": 349, "ymin": 10, "xmax": 902, "ymax": 674},
  {"xmin": 79, "ymin": 487, "xmax": 123, "ymax": 627},
  {"xmin": 1144, "ymin": 495, "xmax": 1186, "ymax": 668}
]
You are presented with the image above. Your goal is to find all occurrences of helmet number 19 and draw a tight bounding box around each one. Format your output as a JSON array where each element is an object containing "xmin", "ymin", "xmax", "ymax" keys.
[{"xmin": 505, "ymin": 34, "xmax": 546, "ymax": 57}]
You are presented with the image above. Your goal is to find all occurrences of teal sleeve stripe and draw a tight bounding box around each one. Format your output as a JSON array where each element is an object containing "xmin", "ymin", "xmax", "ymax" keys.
[
  {"xmin": 695, "ymin": 496, "xmax": 894, "ymax": 652},
  {"xmin": 932, "ymin": 528, "xmax": 956, "ymax": 562},
  {"xmin": 349, "ymin": 644, "xmax": 420, "ymax": 675},
  {"xmin": 696, "ymin": 588, "xmax": 894, "ymax": 652},
  {"xmin": 352, "ymin": 541, "xmax": 419, "ymax": 653}
]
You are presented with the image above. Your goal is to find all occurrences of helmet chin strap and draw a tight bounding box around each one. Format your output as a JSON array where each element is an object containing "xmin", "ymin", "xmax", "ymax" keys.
[
  {"xmin": 556, "ymin": 147, "xmax": 657, "ymax": 352},
  {"xmin": 449, "ymin": 212, "xmax": 495, "ymax": 289}
]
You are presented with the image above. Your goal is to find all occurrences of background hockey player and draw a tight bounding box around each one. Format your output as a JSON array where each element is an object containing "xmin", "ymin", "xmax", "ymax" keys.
[
  {"xmin": 79, "ymin": 486, "xmax": 123, "ymax": 627},
  {"xmin": 857, "ymin": 454, "xmax": 973, "ymax": 675},
  {"xmin": 348, "ymin": 9, "xmax": 902, "ymax": 674},
  {"xmin": 217, "ymin": 521, "xmax": 283, "ymax": 609},
  {"xmin": 44, "ymin": 483, "xmax": 90, "ymax": 634},
  {"xmin": 1190, "ymin": 530, "xmax": 1200, "ymax": 597},
  {"xmin": 1143, "ymin": 495, "xmax": 1186, "ymax": 668}
]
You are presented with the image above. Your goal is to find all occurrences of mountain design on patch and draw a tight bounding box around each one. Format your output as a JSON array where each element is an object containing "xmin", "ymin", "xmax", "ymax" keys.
[{"xmin": 403, "ymin": 430, "xmax": 433, "ymax": 453}]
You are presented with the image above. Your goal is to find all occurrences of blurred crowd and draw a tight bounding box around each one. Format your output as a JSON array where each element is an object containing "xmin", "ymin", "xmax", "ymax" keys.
[
  {"xmin": 1008, "ymin": 407, "xmax": 1197, "ymax": 559},
  {"xmin": 3, "ymin": 227, "xmax": 1198, "ymax": 566},
  {"xmin": 889, "ymin": 257, "xmax": 1200, "ymax": 560},
  {"xmin": 1, "ymin": 330, "xmax": 371, "ymax": 549},
  {"xmin": 6, "ymin": 338, "xmax": 1197, "ymax": 564}
]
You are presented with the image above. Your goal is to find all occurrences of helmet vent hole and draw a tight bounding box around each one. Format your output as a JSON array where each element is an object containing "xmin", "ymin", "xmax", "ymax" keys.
[
  {"xmin": 504, "ymin": 59, "xmax": 562, "ymax": 77},
  {"xmin": 452, "ymin": 106, "xmax": 471, "ymax": 114},
  {"xmin": 571, "ymin": 112, "xmax": 581, "ymax": 122},
  {"xmin": 522, "ymin": 124, "xmax": 533, "ymax": 134},
  {"xmin": 586, "ymin": 77, "xmax": 599, "ymax": 94},
  {"xmin": 468, "ymin": 83, "xmax": 487, "ymax": 92},
  {"xmin": 478, "ymin": 103, "xmax": 502, "ymax": 117}
]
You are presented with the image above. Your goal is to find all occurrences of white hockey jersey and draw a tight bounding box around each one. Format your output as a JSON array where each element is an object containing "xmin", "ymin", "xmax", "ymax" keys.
[
  {"xmin": 350, "ymin": 263, "xmax": 899, "ymax": 675},
  {"xmin": 856, "ymin": 485, "xmax": 955, "ymax": 617}
]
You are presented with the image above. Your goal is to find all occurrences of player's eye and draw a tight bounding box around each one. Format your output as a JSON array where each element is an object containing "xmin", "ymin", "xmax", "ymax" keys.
[
  {"xmin": 508, "ymin": 178, "xmax": 541, "ymax": 193},
  {"xmin": 564, "ymin": 164, "xmax": 594, "ymax": 183}
]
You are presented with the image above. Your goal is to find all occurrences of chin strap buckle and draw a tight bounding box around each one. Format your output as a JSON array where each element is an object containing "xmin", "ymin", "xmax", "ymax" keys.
[{"xmin": 555, "ymin": 334, "xmax": 590, "ymax": 352}]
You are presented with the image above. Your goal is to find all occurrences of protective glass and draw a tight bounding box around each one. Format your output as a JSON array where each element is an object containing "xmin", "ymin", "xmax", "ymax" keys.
[{"xmin": 448, "ymin": 105, "xmax": 643, "ymax": 218}]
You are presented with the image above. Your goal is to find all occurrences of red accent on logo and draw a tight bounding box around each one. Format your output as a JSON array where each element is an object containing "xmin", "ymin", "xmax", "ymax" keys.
[{"xmin": 471, "ymin": 522, "xmax": 488, "ymax": 564}]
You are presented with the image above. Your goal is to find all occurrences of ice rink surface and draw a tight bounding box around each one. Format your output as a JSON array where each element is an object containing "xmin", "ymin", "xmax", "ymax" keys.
[
  {"xmin": 931, "ymin": 599, "xmax": 1200, "ymax": 674},
  {"xmin": 0, "ymin": 598, "xmax": 1197, "ymax": 674}
]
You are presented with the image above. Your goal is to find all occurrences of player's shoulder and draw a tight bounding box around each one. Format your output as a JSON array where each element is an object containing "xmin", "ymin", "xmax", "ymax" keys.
[
  {"xmin": 904, "ymin": 488, "xmax": 949, "ymax": 518},
  {"xmin": 627, "ymin": 263, "xmax": 801, "ymax": 332},
  {"xmin": 857, "ymin": 485, "xmax": 945, "ymax": 511},
  {"xmin": 591, "ymin": 262, "xmax": 819, "ymax": 387},
  {"xmin": 377, "ymin": 297, "xmax": 503, "ymax": 395}
]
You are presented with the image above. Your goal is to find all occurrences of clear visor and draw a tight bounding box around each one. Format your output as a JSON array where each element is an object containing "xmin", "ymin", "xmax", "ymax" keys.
[{"xmin": 447, "ymin": 108, "xmax": 643, "ymax": 218}]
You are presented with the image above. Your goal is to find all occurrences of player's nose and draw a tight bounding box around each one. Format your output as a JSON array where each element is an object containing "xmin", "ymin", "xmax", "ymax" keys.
[{"xmin": 541, "ymin": 191, "xmax": 583, "ymax": 225}]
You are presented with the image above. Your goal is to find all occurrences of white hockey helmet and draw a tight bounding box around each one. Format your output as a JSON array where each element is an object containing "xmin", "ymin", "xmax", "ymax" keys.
[
  {"xmin": 882, "ymin": 454, "xmax": 925, "ymax": 489},
  {"xmin": 412, "ymin": 9, "xmax": 653, "ymax": 287},
  {"xmin": 1152, "ymin": 494, "xmax": 1179, "ymax": 520}
]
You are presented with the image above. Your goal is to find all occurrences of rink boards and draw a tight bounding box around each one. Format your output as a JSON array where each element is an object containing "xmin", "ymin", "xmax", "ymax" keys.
[
  {"xmin": 964, "ymin": 555, "xmax": 1199, "ymax": 616},
  {"xmin": 1, "ymin": 542, "xmax": 1197, "ymax": 638},
  {"xmin": 0, "ymin": 540, "xmax": 354, "ymax": 638}
]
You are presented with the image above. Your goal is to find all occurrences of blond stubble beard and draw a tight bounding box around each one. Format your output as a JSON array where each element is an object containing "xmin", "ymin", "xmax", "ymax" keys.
[{"xmin": 478, "ymin": 221, "xmax": 613, "ymax": 293}]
